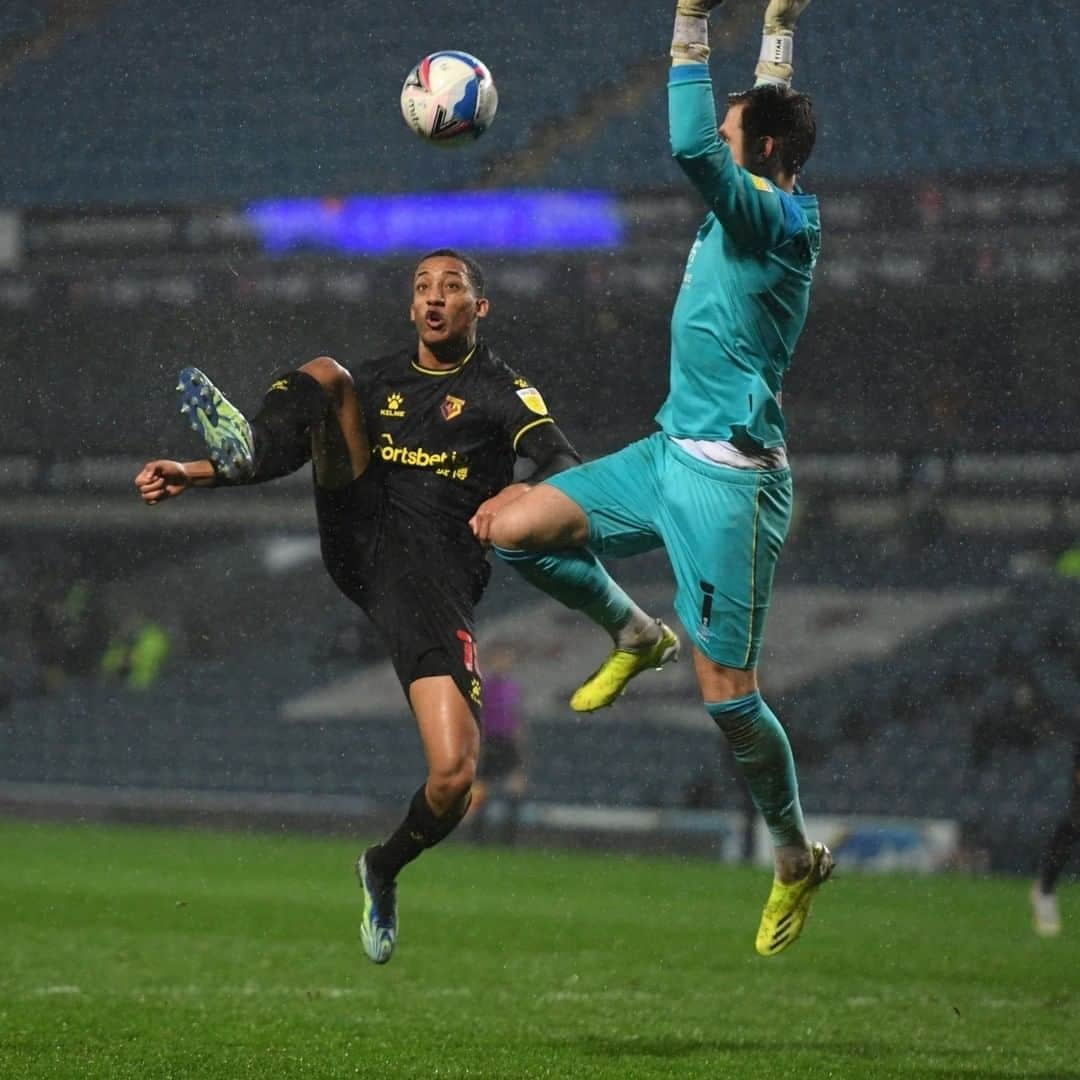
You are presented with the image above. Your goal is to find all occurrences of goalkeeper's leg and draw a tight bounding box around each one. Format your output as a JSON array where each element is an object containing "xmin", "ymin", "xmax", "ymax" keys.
[
  {"xmin": 490, "ymin": 481, "xmax": 680, "ymax": 712},
  {"xmin": 698, "ymin": 656, "xmax": 831, "ymax": 956}
]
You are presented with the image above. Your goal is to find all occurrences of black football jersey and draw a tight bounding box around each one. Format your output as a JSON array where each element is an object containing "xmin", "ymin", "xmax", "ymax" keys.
[{"xmin": 349, "ymin": 341, "xmax": 556, "ymax": 526}]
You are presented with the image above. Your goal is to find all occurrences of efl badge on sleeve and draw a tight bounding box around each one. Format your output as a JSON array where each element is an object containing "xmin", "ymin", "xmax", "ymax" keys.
[{"xmin": 515, "ymin": 387, "xmax": 548, "ymax": 415}]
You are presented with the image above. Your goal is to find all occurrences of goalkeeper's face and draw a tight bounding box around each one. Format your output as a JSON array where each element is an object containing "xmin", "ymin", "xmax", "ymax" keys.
[
  {"xmin": 410, "ymin": 255, "xmax": 490, "ymax": 353},
  {"xmin": 719, "ymin": 102, "xmax": 753, "ymax": 171}
]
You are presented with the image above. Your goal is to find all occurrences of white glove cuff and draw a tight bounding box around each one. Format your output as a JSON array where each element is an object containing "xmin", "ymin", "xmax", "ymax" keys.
[
  {"xmin": 759, "ymin": 33, "xmax": 793, "ymax": 66},
  {"xmin": 672, "ymin": 13, "xmax": 710, "ymax": 64}
]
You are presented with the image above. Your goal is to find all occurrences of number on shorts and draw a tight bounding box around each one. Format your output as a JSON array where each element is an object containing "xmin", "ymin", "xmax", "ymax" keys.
[
  {"xmin": 699, "ymin": 579, "xmax": 715, "ymax": 628},
  {"xmin": 456, "ymin": 628, "xmax": 480, "ymax": 674}
]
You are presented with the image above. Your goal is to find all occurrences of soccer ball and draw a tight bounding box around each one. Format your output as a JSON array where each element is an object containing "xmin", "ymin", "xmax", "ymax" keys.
[{"xmin": 400, "ymin": 51, "xmax": 498, "ymax": 145}]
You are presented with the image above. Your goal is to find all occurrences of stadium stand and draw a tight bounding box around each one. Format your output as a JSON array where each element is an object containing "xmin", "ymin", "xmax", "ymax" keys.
[
  {"xmin": 782, "ymin": 578, "xmax": 1080, "ymax": 868},
  {"xmin": 3, "ymin": 520, "xmax": 1076, "ymax": 872},
  {"xmin": 0, "ymin": 1, "xmax": 1077, "ymax": 206},
  {"xmin": 538, "ymin": 2, "xmax": 1080, "ymax": 187},
  {"xmin": 2, "ymin": 1, "xmax": 1077, "ymax": 886},
  {"xmin": 0, "ymin": 0, "xmax": 667, "ymax": 206},
  {"xmin": 3, "ymin": 283, "xmax": 1079, "ymax": 462}
]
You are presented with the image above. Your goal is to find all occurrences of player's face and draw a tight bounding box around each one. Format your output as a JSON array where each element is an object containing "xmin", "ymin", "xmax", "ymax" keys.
[
  {"xmin": 410, "ymin": 257, "xmax": 489, "ymax": 352},
  {"xmin": 718, "ymin": 102, "xmax": 751, "ymax": 169}
]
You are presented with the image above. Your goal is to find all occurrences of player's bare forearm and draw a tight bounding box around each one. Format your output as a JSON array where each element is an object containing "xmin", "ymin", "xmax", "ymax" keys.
[{"xmin": 134, "ymin": 458, "xmax": 217, "ymax": 505}]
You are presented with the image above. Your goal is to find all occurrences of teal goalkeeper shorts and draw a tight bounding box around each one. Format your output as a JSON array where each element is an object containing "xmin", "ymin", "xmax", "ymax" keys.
[{"xmin": 544, "ymin": 432, "xmax": 793, "ymax": 670}]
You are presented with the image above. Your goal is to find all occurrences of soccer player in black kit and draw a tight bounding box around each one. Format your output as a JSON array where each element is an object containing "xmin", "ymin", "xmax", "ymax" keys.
[{"xmin": 135, "ymin": 250, "xmax": 580, "ymax": 964}]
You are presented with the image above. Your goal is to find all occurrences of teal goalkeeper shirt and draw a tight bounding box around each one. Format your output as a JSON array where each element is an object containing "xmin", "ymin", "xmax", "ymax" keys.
[{"xmin": 658, "ymin": 63, "xmax": 821, "ymax": 450}]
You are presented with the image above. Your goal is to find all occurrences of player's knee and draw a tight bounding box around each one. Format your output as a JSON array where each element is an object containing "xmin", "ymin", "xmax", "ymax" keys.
[
  {"xmin": 490, "ymin": 489, "xmax": 588, "ymax": 551},
  {"xmin": 300, "ymin": 356, "xmax": 353, "ymax": 400},
  {"xmin": 427, "ymin": 757, "xmax": 476, "ymax": 812},
  {"xmin": 488, "ymin": 512, "xmax": 521, "ymax": 550},
  {"xmin": 489, "ymin": 502, "xmax": 539, "ymax": 550},
  {"xmin": 694, "ymin": 659, "xmax": 758, "ymax": 705}
]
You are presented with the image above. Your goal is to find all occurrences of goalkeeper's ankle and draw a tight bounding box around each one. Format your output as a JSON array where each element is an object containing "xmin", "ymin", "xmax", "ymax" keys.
[
  {"xmin": 774, "ymin": 843, "xmax": 812, "ymax": 884},
  {"xmin": 614, "ymin": 613, "xmax": 662, "ymax": 652}
]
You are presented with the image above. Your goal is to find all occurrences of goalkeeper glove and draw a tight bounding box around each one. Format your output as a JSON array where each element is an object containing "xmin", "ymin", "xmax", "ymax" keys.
[
  {"xmin": 675, "ymin": 0, "xmax": 724, "ymax": 15},
  {"xmin": 755, "ymin": 0, "xmax": 812, "ymax": 88},
  {"xmin": 671, "ymin": 0, "xmax": 723, "ymax": 64}
]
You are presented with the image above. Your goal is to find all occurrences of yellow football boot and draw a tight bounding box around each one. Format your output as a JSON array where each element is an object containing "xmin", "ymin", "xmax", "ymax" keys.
[
  {"xmin": 755, "ymin": 841, "xmax": 834, "ymax": 957},
  {"xmin": 569, "ymin": 621, "xmax": 680, "ymax": 713}
]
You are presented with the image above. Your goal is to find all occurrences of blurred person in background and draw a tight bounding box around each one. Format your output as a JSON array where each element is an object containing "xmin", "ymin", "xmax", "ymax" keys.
[
  {"xmin": 481, "ymin": 0, "xmax": 831, "ymax": 956},
  {"xmin": 1031, "ymin": 742, "xmax": 1080, "ymax": 937},
  {"xmin": 469, "ymin": 641, "xmax": 528, "ymax": 845},
  {"xmin": 100, "ymin": 612, "xmax": 171, "ymax": 691},
  {"xmin": 134, "ymin": 250, "xmax": 580, "ymax": 965},
  {"xmin": 30, "ymin": 575, "xmax": 106, "ymax": 695},
  {"xmin": 1029, "ymin": 618, "xmax": 1080, "ymax": 936}
]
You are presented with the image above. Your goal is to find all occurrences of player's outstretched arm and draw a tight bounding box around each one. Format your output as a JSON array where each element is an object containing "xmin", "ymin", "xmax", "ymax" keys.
[
  {"xmin": 667, "ymin": 1, "xmax": 811, "ymax": 247},
  {"xmin": 135, "ymin": 458, "xmax": 217, "ymax": 505},
  {"xmin": 755, "ymin": 0, "xmax": 813, "ymax": 88}
]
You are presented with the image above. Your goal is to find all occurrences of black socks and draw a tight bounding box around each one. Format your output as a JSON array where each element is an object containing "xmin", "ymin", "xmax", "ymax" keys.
[
  {"xmin": 367, "ymin": 785, "xmax": 471, "ymax": 880},
  {"xmin": 247, "ymin": 370, "xmax": 330, "ymax": 483}
]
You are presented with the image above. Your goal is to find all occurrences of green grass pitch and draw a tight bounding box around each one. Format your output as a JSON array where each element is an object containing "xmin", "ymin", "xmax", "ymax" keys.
[{"xmin": 1, "ymin": 820, "xmax": 1077, "ymax": 1079}]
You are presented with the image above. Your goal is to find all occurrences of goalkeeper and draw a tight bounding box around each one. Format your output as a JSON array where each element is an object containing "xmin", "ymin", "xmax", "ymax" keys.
[{"xmin": 482, "ymin": 0, "xmax": 830, "ymax": 956}]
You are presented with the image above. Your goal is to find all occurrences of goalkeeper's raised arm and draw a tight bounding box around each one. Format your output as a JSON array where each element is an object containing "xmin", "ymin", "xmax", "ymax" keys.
[
  {"xmin": 669, "ymin": 0, "xmax": 812, "ymax": 86},
  {"xmin": 755, "ymin": 0, "xmax": 813, "ymax": 88},
  {"xmin": 667, "ymin": 0, "xmax": 817, "ymax": 247}
]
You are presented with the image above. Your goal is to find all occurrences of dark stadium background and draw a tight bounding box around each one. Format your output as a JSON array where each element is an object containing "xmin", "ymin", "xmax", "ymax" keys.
[{"xmin": 2, "ymin": 0, "xmax": 1078, "ymax": 875}]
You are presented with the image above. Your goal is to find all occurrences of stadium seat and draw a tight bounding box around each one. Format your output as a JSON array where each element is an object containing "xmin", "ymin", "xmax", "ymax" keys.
[{"xmin": 1, "ymin": 0, "xmax": 1077, "ymax": 205}]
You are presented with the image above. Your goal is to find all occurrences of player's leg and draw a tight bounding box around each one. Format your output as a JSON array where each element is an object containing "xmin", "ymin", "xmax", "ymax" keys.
[
  {"xmin": 494, "ymin": 486, "xmax": 660, "ymax": 653},
  {"xmin": 299, "ymin": 357, "xmax": 370, "ymax": 489},
  {"xmin": 490, "ymin": 436, "xmax": 680, "ymax": 710},
  {"xmin": 358, "ymin": 675, "xmax": 479, "ymax": 965},
  {"xmin": 694, "ymin": 650, "xmax": 831, "ymax": 955},
  {"xmin": 361, "ymin": 678, "xmax": 479, "ymax": 870},
  {"xmin": 695, "ymin": 653, "xmax": 807, "ymax": 870},
  {"xmin": 1030, "ymin": 752, "xmax": 1080, "ymax": 936},
  {"xmin": 492, "ymin": 482, "xmax": 650, "ymax": 642},
  {"xmin": 661, "ymin": 441, "xmax": 830, "ymax": 955},
  {"xmin": 410, "ymin": 675, "xmax": 481, "ymax": 819},
  {"xmin": 177, "ymin": 356, "xmax": 367, "ymax": 486},
  {"xmin": 353, "ymin": 572, "xmax": 485, "ymax": 965}
]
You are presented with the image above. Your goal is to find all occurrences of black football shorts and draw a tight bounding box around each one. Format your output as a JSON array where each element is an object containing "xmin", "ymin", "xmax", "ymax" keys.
[{"xmin": 314, "ymin": 473, "xmax": 489, "ymax": 720}]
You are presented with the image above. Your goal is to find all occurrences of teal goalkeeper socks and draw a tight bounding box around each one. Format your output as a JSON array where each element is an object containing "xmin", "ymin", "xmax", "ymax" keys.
[
  {"xmin": 707, "ymin": 692, "xmax": 807, "ymax": 848},
  {"xmin": 494, "ymin": 546, "xmax": 635, "ymax": 638}
]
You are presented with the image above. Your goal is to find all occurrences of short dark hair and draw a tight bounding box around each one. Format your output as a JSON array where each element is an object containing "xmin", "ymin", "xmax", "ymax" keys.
[
  {"xmin": 727, "ymin": 85, "xmax": 816, "ymax": 177},
  {"xmin": 416, "ymin": 248, "xmax": 486, "ymax": 297}
]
